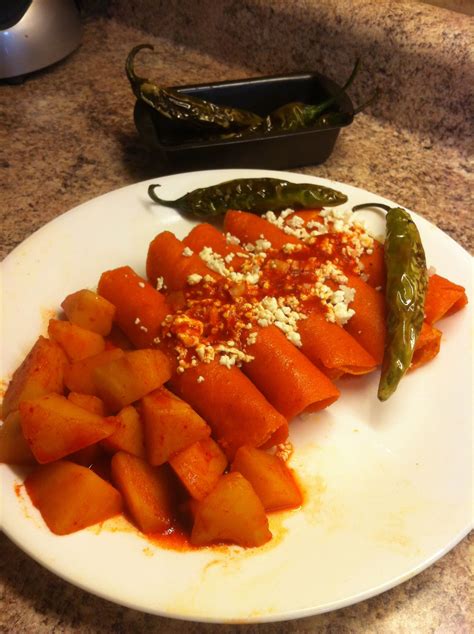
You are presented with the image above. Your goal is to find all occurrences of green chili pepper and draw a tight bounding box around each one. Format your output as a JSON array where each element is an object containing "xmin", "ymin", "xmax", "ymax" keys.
[
  {"xmin": 312, "ymin": 92, "xmax": 379, "ymax": 129},
  {"xmin": 353, "ymin": 203, "xmax": 428, "ymax": 401},
  {"xmin": 126, "ymin": 44, "xmax": 263, "ymax": 130},
  {"xmin": 216, "ymin": 64, "xmax": 377, "ymax": 141},
  {"xmin": 149, "ymin": 178, "xmax": 347, "ymax": 217},
  {"xmin": 265, "ymin": 59, "xmax": 360, "ymax": 132}
]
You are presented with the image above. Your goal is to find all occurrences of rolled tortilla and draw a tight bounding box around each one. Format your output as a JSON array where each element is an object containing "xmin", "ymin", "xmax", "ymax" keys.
[
  {"xmin": 170, "ymin": 361, "xmax": 287, "ymax": 459},
  {"xmin": 98, "ymin": 266, "xmax": 170, "ymax": 349},
  {"xmin": 424, "ymin": 273, "xmax": 468, "ymax": 324}
]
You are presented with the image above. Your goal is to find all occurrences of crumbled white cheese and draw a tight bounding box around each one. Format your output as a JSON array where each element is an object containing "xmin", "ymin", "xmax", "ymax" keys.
[
  {"xmin": 197, "ymin": 375, "xmax": 205, "ymax": 383},
  {"xmin": 286, "ymin": 214, "xmax": 304, "ymax": 229},
  {"xmin": 187, "ymin": 273, "xmax": 203, "ymax": 286},
  {"xmin": 156, "ymin": 276, "xmax": 165, "ymax": 291},
  {"xmin": 199, "ymin": 245, "xmax": 262, "ymax": 286},
  {"xmin": 282, "ymin": 243, "xmax": 302, "ymax": 254},
  {"xmin": 225, "ymin": 233, "xmax": 240, "ymax": 245},
  {"xmin": 254, "ymin": 237, "xmax": 272, "ymax": 253},
  {"xmin": 182, "ymin": 246, "xmax": 193, "ymax": 257},
  {"xmin": 219, "ymin": 354, "xmax": 235, "ymax": 369},
  {"xmin": 246, "ymin": 332, "xmax": 258, "ymax": 346},
  {"xmin": 252, "ymin": 295, "xmax": 306, "ymax": 347},
  {"xmin": 195, "ymin": 343, "xmax": 216, "ymax": 363}
]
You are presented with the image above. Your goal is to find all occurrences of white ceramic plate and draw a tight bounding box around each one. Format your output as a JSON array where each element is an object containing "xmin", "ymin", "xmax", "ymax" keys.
[{"xmin": 1, "ymin": 169, "xmax": 472, "ymax": 623}]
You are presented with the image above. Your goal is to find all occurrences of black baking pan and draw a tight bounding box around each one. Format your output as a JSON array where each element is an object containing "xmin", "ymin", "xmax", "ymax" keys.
[{"xmin": 133, "ymin": 71, "xmax": 354, "ymax": 172}]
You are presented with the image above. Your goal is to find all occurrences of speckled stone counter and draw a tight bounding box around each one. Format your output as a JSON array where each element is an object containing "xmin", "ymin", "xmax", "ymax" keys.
[{"xmin": 1, "ymin": 8, "xmax": 472, "ymax": 634}]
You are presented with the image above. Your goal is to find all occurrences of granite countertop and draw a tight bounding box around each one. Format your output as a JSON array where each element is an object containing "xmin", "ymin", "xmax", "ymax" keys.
[{"xmin": 1, "ymin": 8, "xmax": 472, "ymax": 633}]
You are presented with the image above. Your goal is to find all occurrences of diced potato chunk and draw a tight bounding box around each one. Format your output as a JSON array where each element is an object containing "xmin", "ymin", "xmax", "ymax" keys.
[
  {"xmin": 25, "ymin": 460, "xmax": 122, "ymax": 535},
  {"xmin": 94, "ymin": 349, "xmax": 172, "ymax": 412},
  {"xmin": 111, "ymin": 451, "xmax": 174, "ymax": 533},
  {"xmin": 61, "ymin": 289, "xmax": 116, "ymax": 336},
  {"xmin": 169, "ymin": 437, "xmax": 227, "ymax": 500},
  {"xmin": 69, "ymin": 443, "xmax": 105, "ymax": 468},
  {"xmin": 191, "ymin": 472, "xmax": 271, "ymax": 547},
  {"xmin": 0, "ymin": 411, "xmax": 36, "ymax": 465},
  {"xmin": 141, "ymin": 387, "xmax": 211, "ymax": 466},
  {"xmin": 104, "ymin": 325, "xmax": 133, "ymax": 351},
  {"xmin": 3, "ymin": 336, "xmax": 67, "ymax": 418},
  {"xmin": 67, "ymin": 392, "xmax": 107, "ymax": 416},
  {"xmin": 232, "ymin": 445, "xmax": 302, "ymax": 511},
  {"xmin": 101, "ymin": 405, "xmax": 145, "ymax": 458},
  {"xmin": 19, "ymin": 393, "xmax": 118, "ymax": 463},
  {"xmin": 64, "ymin": 348, "xmax": 124, "ymax": 395},
  {"xmin": 48, "ymin": 319, "xmax": 105, "ymax": 361}
]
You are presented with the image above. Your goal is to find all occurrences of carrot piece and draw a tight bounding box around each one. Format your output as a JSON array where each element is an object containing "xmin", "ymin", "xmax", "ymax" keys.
[
  {"xmin": 2, "ymin": 336, "xmax": 67, "ymax": 418},
  {"xmin": 344, "ymin": 274, "xmax": 387, "ymax": 364},
  {"xmin": 47, "ymin": 319, "xmax": 105, "ymax": 361},
  {"xmin": 98, "ymin": 266, "xmax": 170, "ymax": 349},
  {"xmin": 170, "ymin": 360, "xmax": 287, "ymax": 459},
  {"xmin": 244, "ymin": 325, "xmax": 340, "ymax": 419},
  {"xmin": 411, "ymin": 322, "xmax": 442, "ymax": 370},
  {"xmin": 25, "ymin": 460, "xmax": 122, "ymax": 535},
  {"xmin": 141, "ymin": 387, "xmax": 211, "ymax": 465},
  {"xmin": 223, "ymin": 210, "xmax": 300, "ymax": 249},
  {"xmin": 298, "ymin": 312, "xmax": 378, "ymax": 379},
  {"xmin": 19, "ymin": 393, "xmax": 118, "ymax": 463},
  {"xmin": 169, "ymin": 437, "xmax": 227, "ymax": 500},
  {"xmin": 111, "ymin": 451, "xmax": 175, "ymax": 534},
  {"xmin": 61, "ymin": 289, "xmax": 116, "ymax": 336},
  {"xmin": 424, "ymin": 274, "xmax": 468, "ymax": 324},
  {"xmin": 146, "ymin": 231, "xmax": 218, "ymax": 290}
]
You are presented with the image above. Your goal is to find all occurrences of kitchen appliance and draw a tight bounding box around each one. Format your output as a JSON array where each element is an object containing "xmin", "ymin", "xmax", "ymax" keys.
[{"xmin": 0, "ymin": 0, "xmax": 81, "ymax": 80}]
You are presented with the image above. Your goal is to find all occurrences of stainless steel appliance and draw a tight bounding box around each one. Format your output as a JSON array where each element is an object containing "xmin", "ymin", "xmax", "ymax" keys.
[{"xmin": 0, "ymin": 0, "xmax": 82, "ymax": 79}]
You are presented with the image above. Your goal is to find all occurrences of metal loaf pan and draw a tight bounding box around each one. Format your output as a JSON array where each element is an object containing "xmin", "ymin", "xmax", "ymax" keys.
[{"xmin": 133, "ymin": 71, "xmax": 354, "ymax": 172}]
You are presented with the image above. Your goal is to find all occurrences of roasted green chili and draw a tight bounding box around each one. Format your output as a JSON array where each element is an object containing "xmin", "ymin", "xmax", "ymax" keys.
[
  {"xmin": 149, "ymin": 178, "xmax": 347, "ymax": 217},
  {"xmin": 353, "ymin": 202, "xmax": 428, "ymax": 401},
  {"xmin": 264, "ymin": 59, "xmax": 360, "ymax": 132},
  {"xmin": 126, "ymin": 44, "xmax": 262, "ymax": 130}
]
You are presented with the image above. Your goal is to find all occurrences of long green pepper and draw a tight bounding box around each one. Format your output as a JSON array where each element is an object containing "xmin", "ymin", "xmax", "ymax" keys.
[
  {"xmin": 126, "ymin": 44, "xmax": 262, "ymax": 131},
  {"xmin": 353, "ymin": 203, "xmax": 428, "ymax": 401},
  {"xmin": 148, "ymin": 178, "xmax": 348, "ymax": 217}
]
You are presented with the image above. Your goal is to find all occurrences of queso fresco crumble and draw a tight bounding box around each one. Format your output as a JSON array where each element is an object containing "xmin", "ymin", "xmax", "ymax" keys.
[{"xmin": 155, "ymin": 208, "xmax": 375, "ymax": 374}]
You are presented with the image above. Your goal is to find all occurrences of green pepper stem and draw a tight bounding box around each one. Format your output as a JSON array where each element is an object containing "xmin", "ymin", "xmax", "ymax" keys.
[
  {"xmin": 125, "ymin": 44, "xmax": 154, "ymax": 87},
  {"xmin": 314, "ymin": 58, "xmax": 361, "ymax": 116},
  {"xmin": 352, "ymin": 90, "xmax": 379, "ymax": 115},
  {"xmin": 147, "ymin": 184, "xmax": 175, "ymax": 207},
  {"xmin": 352, "ymin": 202, "xmax": 391, "ymax": 213}
]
